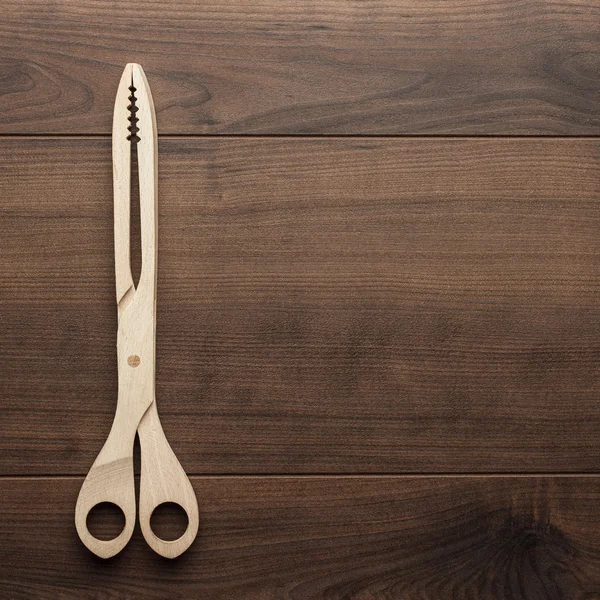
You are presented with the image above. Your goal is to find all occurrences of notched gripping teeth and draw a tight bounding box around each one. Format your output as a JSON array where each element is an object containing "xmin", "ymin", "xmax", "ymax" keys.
[{"xmin": 127, "ymin": 84, "xmax": 140, "ymax": 143}]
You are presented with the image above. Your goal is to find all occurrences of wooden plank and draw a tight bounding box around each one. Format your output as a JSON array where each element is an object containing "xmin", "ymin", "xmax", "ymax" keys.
[
  {"xmin": 1, "ymin": 137, "xmax": 600, "ymax": 475},
  {"xmin": 1, "ymin": 0, "xmax": 599, "ymax": 134},
  {"xmin": 1, "ymin": 475, "xmax": 600, "ymax": 598}
]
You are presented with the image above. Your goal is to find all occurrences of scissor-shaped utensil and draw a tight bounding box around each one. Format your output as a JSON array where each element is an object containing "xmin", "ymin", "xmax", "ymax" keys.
[{"xmin": 75, "ymin": 64, "xmax": 198, "ymax": 559}]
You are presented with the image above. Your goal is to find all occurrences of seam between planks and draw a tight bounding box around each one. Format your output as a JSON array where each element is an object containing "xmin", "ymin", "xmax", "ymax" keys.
[
  {"xmin": 2, "ymin": 473, "xmax": 600, "ymax": 480},
  {"xmin": 1, "ymin": 134, "xmax": 600, "ymax": 140}
]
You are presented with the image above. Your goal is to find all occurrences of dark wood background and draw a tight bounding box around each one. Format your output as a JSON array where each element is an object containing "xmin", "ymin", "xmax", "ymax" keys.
[{"xmin": 1, "ymin": 1, "xmax": 599, "ymax": 598}]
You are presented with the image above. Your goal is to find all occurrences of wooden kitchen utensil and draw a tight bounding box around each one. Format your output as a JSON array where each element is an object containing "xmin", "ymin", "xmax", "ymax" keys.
[{"xmin": 75, "ymin": 63, "xmax": 199, "ymax": 559}]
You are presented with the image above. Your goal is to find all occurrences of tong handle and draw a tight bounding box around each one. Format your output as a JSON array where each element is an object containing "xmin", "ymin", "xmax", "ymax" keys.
[
  {"xmin": 74, "ymin": 412, "xmax": 138, "ymax": 558},
  {"xmin": 138, "ymin": 403, "xmax": 199, "ymax": 558}
]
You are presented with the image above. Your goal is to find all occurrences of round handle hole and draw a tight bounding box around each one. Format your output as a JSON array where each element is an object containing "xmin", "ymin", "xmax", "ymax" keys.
[
  {"xmin": 86, "ymin": 502, "xmax": 126, "ymax": 541},
  {"xmin": 150, "ymin": 502, "xmax": 189, "ymax": 541}
]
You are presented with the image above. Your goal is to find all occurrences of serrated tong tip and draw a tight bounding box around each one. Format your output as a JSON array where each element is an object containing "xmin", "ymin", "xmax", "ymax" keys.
[{"xmin": 112, "ymin": 63, "xmax": 158, "ymax": 310}]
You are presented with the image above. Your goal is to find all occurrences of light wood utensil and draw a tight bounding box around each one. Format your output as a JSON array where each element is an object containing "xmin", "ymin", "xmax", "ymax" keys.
[{"xmin": 75, "ymin": 63, "xmax": 199, "ymax": 559}]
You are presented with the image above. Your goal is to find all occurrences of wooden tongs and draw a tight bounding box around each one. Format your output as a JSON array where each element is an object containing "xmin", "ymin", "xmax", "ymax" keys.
[{"xmin": 75, "ymin": 64, "xmax": 198, "ymax": 559}]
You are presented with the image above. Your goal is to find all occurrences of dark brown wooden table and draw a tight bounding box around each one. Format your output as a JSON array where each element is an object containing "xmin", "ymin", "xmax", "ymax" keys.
[{"xmin": 1, "ymin": 1, "xmax": 600, "ymax": 598}]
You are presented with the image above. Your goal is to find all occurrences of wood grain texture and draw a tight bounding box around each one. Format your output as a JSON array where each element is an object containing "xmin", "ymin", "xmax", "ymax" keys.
[
  {"xmin": 1, "ymin": 137, "xmax": 599, "ymax": 475},
  {"xmin": 1, "ymin": 0, "xmax": 599, "ymax": 134},
  {"xmin": 2, "ymin": 476, "xmax": 600, "ymax": 599}
]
